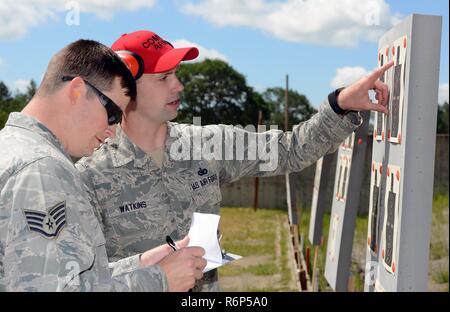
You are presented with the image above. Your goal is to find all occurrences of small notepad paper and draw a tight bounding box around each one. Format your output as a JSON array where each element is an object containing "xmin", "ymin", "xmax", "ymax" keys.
[{"xmin": 187, "ymin": 212, "xmax": 242, "ymax": 272}]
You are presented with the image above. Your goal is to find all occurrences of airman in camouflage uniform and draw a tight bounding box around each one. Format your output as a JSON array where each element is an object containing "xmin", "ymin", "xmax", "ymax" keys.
[
  {"xmin": 76, "ymin": 30, "xmax": 393, "ymax": 292},
  {"xmin": 0, "ymin": 113, "xmax": 167, "ymax": 291}
]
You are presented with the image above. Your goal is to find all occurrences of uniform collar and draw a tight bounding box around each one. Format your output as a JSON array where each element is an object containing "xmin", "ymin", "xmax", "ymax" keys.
[
  {"xmin": 5, "ymin": 112, "xmax": 72, "ymax": 161},
  {"xmin": 110, "ymin": 125, "xmax": 149, "ymax": 168}
]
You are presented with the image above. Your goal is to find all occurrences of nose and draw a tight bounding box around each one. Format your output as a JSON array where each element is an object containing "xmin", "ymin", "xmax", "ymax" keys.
[
  {"xmin": 104, "ymin": 124, "xmax": 117, "ymax": 139},
  {"xmin": 174, "ymin": 76, "xmax": 184, "ymax": 93}
]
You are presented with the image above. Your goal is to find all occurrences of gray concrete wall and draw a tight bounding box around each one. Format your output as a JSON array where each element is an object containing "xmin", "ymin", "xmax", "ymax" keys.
[{"xmin": 220, "ymin": 134, "xmax": 449, "ymax": 214}]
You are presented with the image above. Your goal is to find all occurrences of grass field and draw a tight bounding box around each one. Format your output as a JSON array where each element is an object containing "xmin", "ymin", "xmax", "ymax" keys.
[
  {"xmin": 218, "ymin": 193, "xmax": 449, "ymax": 292},
  {"xmin": 218, "ymin": 208, "xmax": 298, "ymax": 291}
]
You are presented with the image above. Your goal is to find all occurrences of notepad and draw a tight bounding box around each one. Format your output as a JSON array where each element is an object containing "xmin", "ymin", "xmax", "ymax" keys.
[{"xmin": 187, "ymin": 212, "xmax": 242, "ymax": 272}]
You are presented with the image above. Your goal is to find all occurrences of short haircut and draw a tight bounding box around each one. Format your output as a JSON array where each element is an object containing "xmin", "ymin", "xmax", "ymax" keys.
[{"xmin": 37, "ymin": 39, "xmax": 136, "ymax": 101}]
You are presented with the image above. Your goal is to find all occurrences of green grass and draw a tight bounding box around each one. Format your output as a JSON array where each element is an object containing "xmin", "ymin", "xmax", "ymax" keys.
[
  {"xmin": 245, "ymin": 263, "xmax": 279, "ymax": 275},
  {"xmin": 218, "ymin": 207, "xmax": 284, "ymax": 258},
  {"xmin": 430, "ymin": 240, "xmax": 449, "ymax": 261},
  {"xmin": 279, "ymin": 219, "xmax": 295, "ymax": 286},
  {"xmin": 429, "ymin": 192, "xmax": 449, "ymax": 291},
  {"xmin": 430, "ymin": 193, "xmax": 449, "ymax": 265},
  {"xmin": 218, "ymin": 207, "xmax": 298, "ymax": 291},
  {"xmin": 432, "ymin": 192, "xmax": 449, "ymax": 225},
  {"xmin": 433, "ymin": 269, "xmax": 449, "ymax": 284}
]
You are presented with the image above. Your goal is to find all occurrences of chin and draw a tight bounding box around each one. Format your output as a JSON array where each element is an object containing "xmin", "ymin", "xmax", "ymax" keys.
[
  {"xmin": 160, "ymin": 112, "xmax": 177, "ymax": 123},
  {"xmin": 81, "ymin": 151, "xmax": 93, "ymax": 158},
  {"xmin": 169, "ymin": 110, "xmax": 178, "ymax": 120},
  {"xmin": 82, "ymin": 146, "xmax": 96, "ymax": 157}
]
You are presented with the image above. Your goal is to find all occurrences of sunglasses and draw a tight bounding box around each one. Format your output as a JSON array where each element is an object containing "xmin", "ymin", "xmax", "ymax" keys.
[{"xmin": 62, "ymin": 76, "xmax": 123, "ymax": 125}]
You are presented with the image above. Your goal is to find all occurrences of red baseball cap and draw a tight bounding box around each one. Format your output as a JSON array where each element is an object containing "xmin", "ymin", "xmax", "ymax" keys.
[{"xmin": 111, "ymin": 30, "xmax": 199, "ymax": 75}]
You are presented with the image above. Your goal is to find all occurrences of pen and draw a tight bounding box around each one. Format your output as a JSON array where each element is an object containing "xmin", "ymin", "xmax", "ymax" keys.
[{"xmin": 166, "ymin": 235, "xmax": 178, "ymax": 251}]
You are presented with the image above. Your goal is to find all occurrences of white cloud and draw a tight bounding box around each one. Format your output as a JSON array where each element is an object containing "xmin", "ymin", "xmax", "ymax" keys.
[
  {"xmin": 0, "ymin": 0, "xmax": 156, "ymax": 39},
  {"xmin": 0, "ymin": 56, "xmax": 4, "ymax": 67},
  {"xmin": 180, "ymin": 0, "xmax": 401, "ymax": 48},
  {"xmin": 330, "ymin": 66, "xmax": 369, "ymax": 89},
  {"xmin": 0, "ymin": 1, "xmax": 55, "ymax": 39},
  {"xmin": 439, "ymin": 83, "xmax": 449, "ymax": 104},
  {"xmin": 172, "ymin": 39, "xmax": 228, "ymax": 62}
]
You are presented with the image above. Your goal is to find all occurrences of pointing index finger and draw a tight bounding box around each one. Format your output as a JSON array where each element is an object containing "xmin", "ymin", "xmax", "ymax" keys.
[{"xmin": 368, "ymin": 60, "xmax": 394, "ymax": 84}]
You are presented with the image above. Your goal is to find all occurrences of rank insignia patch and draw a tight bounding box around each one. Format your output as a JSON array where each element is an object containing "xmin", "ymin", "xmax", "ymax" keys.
[{"xmin": 24, "ymin": 201, "xmax": 67, "ymax": 238}]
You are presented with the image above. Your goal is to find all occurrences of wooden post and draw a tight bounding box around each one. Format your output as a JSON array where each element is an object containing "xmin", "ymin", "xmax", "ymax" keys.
[
  {"xmin": 348, "ymin": 274, "xmax": 355, "ymax": 292},
  {"xmin": 284, "ymin": 75, "xmax": 289, "ymax": 132},
  {"xmin": 312, "ymin": 246, "xmax": 319, "ymax": 291},
  {"xmin": 313, "ymin": 268, "xmax": 320, "ymax": 292},
  {"xmin": 298, "ymin": 232, "xmax": 308, "ymax": 291},
  {"xmin": 306, "ymin": 247, "xmax": 311, "ymax": 276}
]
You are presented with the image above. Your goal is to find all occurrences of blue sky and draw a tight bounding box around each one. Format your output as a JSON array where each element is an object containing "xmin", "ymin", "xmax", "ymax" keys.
[{"xmin": 0, "ymin": 0, "xmax": 448, "ymax": 108}]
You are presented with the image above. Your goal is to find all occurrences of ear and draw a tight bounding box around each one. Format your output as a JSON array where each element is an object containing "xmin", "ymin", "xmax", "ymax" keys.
[{"xmin": 67, "ymin": 77, "xmax": 86, "ymax": 104}]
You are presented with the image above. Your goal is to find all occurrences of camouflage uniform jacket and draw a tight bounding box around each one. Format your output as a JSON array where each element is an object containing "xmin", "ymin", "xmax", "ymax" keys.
[
  {"xmin": 76, "ymin": 99, "xmax": 362, "ymax": 291},
  {"xmin": 0, "ymin": 113, "xmax": 168, "ymax": 291}
]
